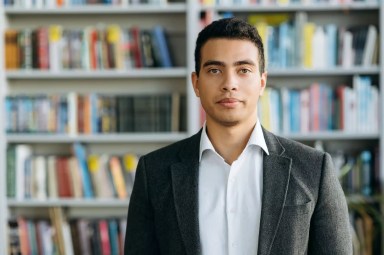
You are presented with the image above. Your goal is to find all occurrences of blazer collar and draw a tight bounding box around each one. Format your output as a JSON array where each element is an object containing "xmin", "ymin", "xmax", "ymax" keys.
[
  {"xmin": 258, "ymin": 127, "xmax": 292, "ymax": 255},
  {"xmin": 171, "ymin": 130, "xmax": 202, "ymax": 255}
]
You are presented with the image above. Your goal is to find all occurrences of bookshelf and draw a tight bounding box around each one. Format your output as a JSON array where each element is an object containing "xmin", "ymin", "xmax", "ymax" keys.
[{"xmin": 1, "ymin": 0, "xmax": 383, "ymax": 254}]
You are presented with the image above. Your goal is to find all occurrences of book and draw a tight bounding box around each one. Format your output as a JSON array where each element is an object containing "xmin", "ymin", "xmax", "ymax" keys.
[{"xmin": 73, "ymin": 143, "xmax": 94, "ymax": 198}]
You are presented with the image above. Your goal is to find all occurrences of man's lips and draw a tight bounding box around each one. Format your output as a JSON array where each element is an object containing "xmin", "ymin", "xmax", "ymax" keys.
[{"xmin": 217, "ymin": 98, "xmax": 241, "ymax": 107}]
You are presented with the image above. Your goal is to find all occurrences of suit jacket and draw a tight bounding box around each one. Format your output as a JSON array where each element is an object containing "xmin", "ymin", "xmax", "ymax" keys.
[{"xmin": 124, "ymin": 128, "xmax": 352, "ymax": 255}]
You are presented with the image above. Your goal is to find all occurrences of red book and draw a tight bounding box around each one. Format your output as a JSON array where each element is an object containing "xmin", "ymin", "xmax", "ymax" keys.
[
  {"xmin": 37, "ymin": 27, "xmax": 50, "ymax": 70},
  {"xmin": 77, "ymin": 95, "xmax": 84, "ymax": 133},
  {"xmin": 130, "ymin": 27, "xmax": 143, "ymax": 68},
  {"xmin": 56, "ymin": 157, "xmax": 73, "ymax": 198},
  {"xmin": 310, "ymin": 83, "xmax": 320, "ymax": 131},
  {"xmin": 336, "ymin": 85, "xmax": 345, "ymax": 130},
  {"xmin": 99, "ymin": 220, "xmax": 111, "ymax": 255},
  {"xmin": 89, "ymin": 29, "xmax": 98, "ymax": 70},
  {"xmin": 17, "ymin": 218, "xmax": 30, "ymax": 255}
]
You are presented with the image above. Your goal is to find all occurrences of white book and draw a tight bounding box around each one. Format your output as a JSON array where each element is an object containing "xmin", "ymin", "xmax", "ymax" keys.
[
  {"xmin": 35, "ymin": 0, "xmax": 43, "ymax": 8},
  {"xmin": 312, "ymin": 26, "xmax": 326, "ymax": 68},
  {"xmin": 37, "ymin": 221, "xmax": 54, "ymax": 255},
  {"xmin": 62, "ymin": 221, "xmax": 74, "ymax": 255},
  {"xmin": 362, "ymin": 25, "xmax": 377, "ymax": 67},
  {"xmin": 341, "ymin": 30, "xmax": 353, "ymax": 68},
  {"xmin": 49, "ymin": 25, "xmax": 63, "ymax": 72},
  {"xmin": 33, "ymin": 156, "xmax": 47, "ymax": 200},
  {"xmin": 370, "ymin": 85, "xmax": 379, "ymax": 133},
  {"xmin": 67, "ymin": 92, "xmax": 78, "ymax": 135},
  {"xmin": 82, "ymin": 28, "xmax": 91, "ymax": 70},
  {"xmin": 15, "ymin": 145, "xmax": 32, "ymax": 200}
]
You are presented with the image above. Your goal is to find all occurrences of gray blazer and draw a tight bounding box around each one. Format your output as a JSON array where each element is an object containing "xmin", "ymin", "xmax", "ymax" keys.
[{"xmin": 124, "ymin": 128, "xmax": 352, "ymax": 255}]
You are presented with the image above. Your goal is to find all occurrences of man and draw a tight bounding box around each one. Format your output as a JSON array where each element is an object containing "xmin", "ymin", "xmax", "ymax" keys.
[{"xmin": 125, "ymin": 17, "xmax": 352, "ymax": 254}]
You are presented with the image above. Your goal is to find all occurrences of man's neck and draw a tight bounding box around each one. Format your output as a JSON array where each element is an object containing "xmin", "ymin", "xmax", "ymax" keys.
[{"xmin": 206, "ymin": 120, "xmax": 256, "ymax": 165}]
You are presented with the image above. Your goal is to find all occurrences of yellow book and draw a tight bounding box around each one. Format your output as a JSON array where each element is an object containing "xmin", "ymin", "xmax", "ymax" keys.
[
  {"xmin": 123, "ymin": 154, "xmax": 138, "ymax": 173},
  {"xmin": 303, "ymin": 22, "xmax": 316, "ymax": 68},
  {"xmin": 254, "ymin": 22, "xmax": 268, "ymax": 69},
  {"xmin": 107, "ymin": 25, "xmax": 123, "ymax": 69},
  {"xmin": 259, "ymin": 88, "xmax": 271, "ymax": 131},
  {"xmin": 277, "ymin": 0, "xmax": 289, "ymax": 5},
  {"xmin": 248, "ymin": 14, "xmax": 290, "ymax": 27},
  {"xmin": 110, "ymin": 156, "xmax": 127, "ymax": 199}
]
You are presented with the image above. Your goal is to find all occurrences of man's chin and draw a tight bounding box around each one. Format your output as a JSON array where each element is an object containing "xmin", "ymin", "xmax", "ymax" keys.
[{"xmin": 217, "ymin": 119, "xmax": 240, "ymax": 127}]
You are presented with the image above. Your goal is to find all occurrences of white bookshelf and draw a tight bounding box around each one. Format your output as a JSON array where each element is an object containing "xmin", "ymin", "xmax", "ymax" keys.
[
  {"xmin": 4, "ymin": 3, "xmax": 187, "ymax": 14},
  {"xmin": 6, "ymin": 133, "xmax": 189, "ymax": 143},
  {"xmin": 7, "ymin": 199, "xmax": 130, "ymax": 208},
  {"xmin": 5, "ymin": 68, "xmax": 187, "ymax": 79},
  {"xmin": 267, "ymin": 66, "xmax": 380, "ymax": 76},
  {"xmin": 200, "ymin": 2, "xmax": 379, "ymax": 12},
  {"xmin": 1, "ymin": 0, "xmax": 383, "ymax": 253}
]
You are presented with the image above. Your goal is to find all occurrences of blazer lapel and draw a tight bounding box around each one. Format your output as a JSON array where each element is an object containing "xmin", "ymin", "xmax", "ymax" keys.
[
  {"xmin": 258, "ymin": 128, "xmax": 292, "ymax": 255},
  {"xmin": 171, "ymin": 131, "xmax": 202, "ymax": 255}
]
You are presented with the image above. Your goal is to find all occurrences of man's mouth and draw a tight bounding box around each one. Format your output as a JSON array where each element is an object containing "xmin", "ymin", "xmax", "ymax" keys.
[{"xmin": 217, "ymin": 98, "xmax": 240, "ymax": 108}]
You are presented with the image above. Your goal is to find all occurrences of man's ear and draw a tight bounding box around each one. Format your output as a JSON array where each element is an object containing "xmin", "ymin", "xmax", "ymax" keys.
[
  {"xmin": 259, "ymin": 71, "xmax": 267, "ymax": 96},
  {"xmin": 191, "ymin": 72, "xmax": 200, "ymax": 97}
]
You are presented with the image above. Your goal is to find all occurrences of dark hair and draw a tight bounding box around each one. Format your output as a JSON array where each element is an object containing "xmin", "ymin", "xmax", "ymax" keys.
[{"xmin": 194, "ymin": 17, "xmax": 265, "ymax": 76}]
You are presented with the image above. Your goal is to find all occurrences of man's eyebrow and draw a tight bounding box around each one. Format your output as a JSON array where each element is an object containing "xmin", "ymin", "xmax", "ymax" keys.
[
  {"xmin": 234, "ymin": 60, "xmax": 256, "ymax": 66},
  {"xmin": 202, "ymin": 60, "xmax": 225, "ymax": 68},
  {"xmin": 202, "ymin": 60, "xmax": 256, "ymax": 68}
]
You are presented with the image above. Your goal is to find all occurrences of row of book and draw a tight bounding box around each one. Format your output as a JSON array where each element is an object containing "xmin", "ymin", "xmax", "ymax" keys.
[
  {"xmin": 201, "ymin": 12, "xmax": 379, "ymax": 68},
  {"xmin": 201, "ymin": 0, "xmax": 377, "ymax": 4},
  {"xmin": 4, "ymin": 25, "xmax": 174, "ymax": 70},
  {"xmin": 5, "ymin": 92, "xmax": 186, "ymax": 134},
  {"xmin": 3, "ymin": 0, "xmax": 179, "ymax": 7},
  {"xmin": 9, "ymin": 212, "xmax": 127, "ymax": 255},
  {"xmin": 7, "ymin": 143, "xmax": 138, "ymax": 200},
  {"xmin": 258, "ymin": 76, "xmax": 379, "ymax": 134},
  {"xmin": 332, "ymin": 149, "xmax": 379, "ymax": 197}
]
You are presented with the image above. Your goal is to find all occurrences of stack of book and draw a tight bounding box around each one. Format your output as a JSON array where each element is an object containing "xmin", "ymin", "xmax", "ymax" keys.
[
  {"xmin": 6, "ymin": 143, "xmax": 138, "ymax": 200},
  {"xmin": 4, "ymin": 25, "xmax": 173, "ymax": 70}
]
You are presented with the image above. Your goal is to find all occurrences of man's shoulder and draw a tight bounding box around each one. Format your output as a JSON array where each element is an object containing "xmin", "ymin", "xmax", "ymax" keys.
[
  {"xmin": 266, "ymin": 130, "xmax": 325, "ymax": 159},
  {"xmin": 143, "ymin": 131, "xmax": 201, "ymax": 162}
]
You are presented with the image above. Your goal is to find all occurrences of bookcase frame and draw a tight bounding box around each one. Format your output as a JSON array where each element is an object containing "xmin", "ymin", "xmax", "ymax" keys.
[{"xmin": 0, "ymin": 1, "xmax": 383, "ymax": 254}]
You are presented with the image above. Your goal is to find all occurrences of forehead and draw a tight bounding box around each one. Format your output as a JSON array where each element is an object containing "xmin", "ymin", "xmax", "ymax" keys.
[{"xmin": 200, "ymin": 38, "xmax": 259, "ymax": 62}]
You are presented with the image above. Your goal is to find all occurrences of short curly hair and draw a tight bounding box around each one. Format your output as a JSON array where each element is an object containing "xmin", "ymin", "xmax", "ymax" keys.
[{"xmin": 194, "ymin": 17, "xmax": 265, "ymax": 76}]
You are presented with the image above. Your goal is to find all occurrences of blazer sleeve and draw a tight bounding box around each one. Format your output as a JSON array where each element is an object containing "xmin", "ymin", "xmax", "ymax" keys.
[
  {"xmin": 124, "ymin": 156, "xmax": 160, "ymax": 255},
  {"xmin": 308, "ymin": 152, "xmax": 353, "ymax": 254}
]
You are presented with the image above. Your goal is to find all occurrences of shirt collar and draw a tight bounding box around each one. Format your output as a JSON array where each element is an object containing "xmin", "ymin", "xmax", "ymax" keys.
[{"xmin": 199, "ymin": 120, "xmax": 269, "ymax": 162}]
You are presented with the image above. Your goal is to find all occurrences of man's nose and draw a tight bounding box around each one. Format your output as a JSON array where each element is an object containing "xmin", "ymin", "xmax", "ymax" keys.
[{"xmin": 221, "ymin": 72, "xmax": 239, "ymax": 91}]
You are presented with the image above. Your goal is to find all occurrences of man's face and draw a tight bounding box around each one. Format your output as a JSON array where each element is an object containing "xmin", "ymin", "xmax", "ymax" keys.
[{"xmin": 192, "ymin": 38, "xmax": 267, "ymax": 127}]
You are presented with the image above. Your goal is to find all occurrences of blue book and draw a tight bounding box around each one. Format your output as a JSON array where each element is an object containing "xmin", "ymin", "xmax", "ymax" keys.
[
  {"xmin": 325, "ymin": 24, "xmax": 337, "ymax": 67},
  {"xmin": 73, "ymin": 143, "xmax": 94, "ymax": 198},
  {"xmin": 279, "ymin": 22, "xmax": 289, "ymax": 68},
  {"xmin": 151, "ymin": 26, "xmax": 173, "ymax": 68},
  {"xmin": 108, "ymin": 220, "xmax": 120, "ymax": 255}
]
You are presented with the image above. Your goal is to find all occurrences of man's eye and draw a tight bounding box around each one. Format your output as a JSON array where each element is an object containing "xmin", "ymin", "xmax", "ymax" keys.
[
  {"xmin": 240, "ymin": 69, "xmax": 251, "ymax": 74},
  {"xmin": 208, "ymin": 69, "xmax": 220, "ymax": 74}
]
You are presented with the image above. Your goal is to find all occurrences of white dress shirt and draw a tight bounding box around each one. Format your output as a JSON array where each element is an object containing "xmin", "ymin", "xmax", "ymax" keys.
[{"xmin": 198, "ymin": 120, "xmax": 269, "ymax": 255}]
